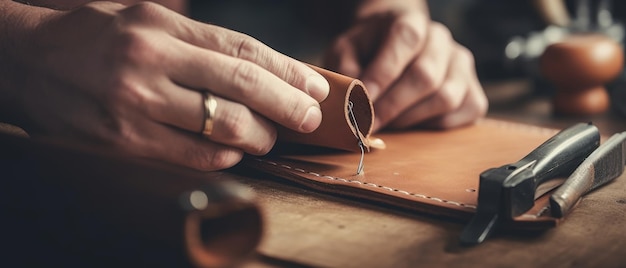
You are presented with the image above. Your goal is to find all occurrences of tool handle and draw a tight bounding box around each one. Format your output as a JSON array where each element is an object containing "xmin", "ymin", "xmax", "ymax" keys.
[
  {"xmin": 461, "ymin": 123, "xmax": 600, "ymax": 246},
  {"xmin": 514, "ymin": 122, "xmax": 600, "ymax": 186},
  {"xmin": 550, "ymin": 132, "xmax": 626, "ymax": 217},
  {"xmin": 504, "ymin": 122, "xmax": 600, "ymax": 217}
]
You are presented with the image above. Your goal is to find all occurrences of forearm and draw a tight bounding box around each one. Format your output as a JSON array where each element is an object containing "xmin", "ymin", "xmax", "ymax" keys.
[{"xmin": 0, "ymin": 1, "xmax": 56, "ymax": 124}]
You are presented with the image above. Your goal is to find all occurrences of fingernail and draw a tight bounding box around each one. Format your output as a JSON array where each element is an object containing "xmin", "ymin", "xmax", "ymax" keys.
[
  {"xmin": 306, "ymin": 75, "xmax": 330, "ymax": 102},
  {"xmin": 300, "ymin": 106, "xmax": 322, "ymax": 133},
  {"xmin": 362, "ymin": 80, "xmax": 380, "ymax": 100}
]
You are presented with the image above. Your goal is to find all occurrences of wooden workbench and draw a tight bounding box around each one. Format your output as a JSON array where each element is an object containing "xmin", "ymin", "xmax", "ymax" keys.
[
  {"xmin": 236, "ymin": 79, "xmax": 626, "ymax": 267},
  {"xmin": 2, "ymin": 80, "xmax": 625, "ymax": 267}
]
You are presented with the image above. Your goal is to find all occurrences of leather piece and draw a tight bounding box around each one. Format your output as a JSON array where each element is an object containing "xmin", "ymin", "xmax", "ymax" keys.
[
  {"xmin": 244, "ymin": 119, "xmax": 565, "ymax": 230},
  {"xmin": 277, "ymin": 65, "xmax": 374, "ymax": 152}
]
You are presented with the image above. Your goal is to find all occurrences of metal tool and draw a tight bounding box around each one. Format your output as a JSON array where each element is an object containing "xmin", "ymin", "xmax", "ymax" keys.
[
  {"xmin": 550, "ymin": 131, "xmax": 626, "ymax": 217},
  {"xmin": 460, "ymin": 122, "xmax": 600, "ymax": 245},
  {"xmin": 348, "ymin": 101, "xmax": 365, "ymax": 175}
]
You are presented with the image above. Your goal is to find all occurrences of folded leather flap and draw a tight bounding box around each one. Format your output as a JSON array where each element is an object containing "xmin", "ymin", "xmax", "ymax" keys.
[{"xmin": 277, "ymin": 65, "xmax": 374, "ymax": 152}]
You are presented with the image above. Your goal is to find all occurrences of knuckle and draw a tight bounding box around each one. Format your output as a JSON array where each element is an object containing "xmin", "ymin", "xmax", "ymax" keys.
[
  {"xmin": 256, "ymin": 132, "xmax": 277, "ymax": 155},
  {"xmin": 435, "ymin": 86, "xmax": 463, "ymax": 112},
  {"xmin": 220, "ymin": 104, "xmax": 275, "ymax": 155},
  {"xmin": 331, "ymin": 35, "xmax": 352, "ymax": 54},
  {"xmin": 110, "ymin": 28, "xmax": 160, "ymax": 66},
  {"xmin": 78, "ymin": 2, "xmax": 121, "ymax": 17},
  {"xmin": 455, "ymin": 45, "xmax": 476, "ymax": 66},
  {"xmin": 283, "ymin": 96, "xmax": 310, "ymax": 127},
  {"xmin": 474, "ymin": 88, "xmax": 489, "ymax": 113},
  {"xmin": 188, "ymin": 147, "xmax": 243, "ymax": 171},
  {"xmin": 107, "ymin": 75, "xmax": 160, "ymax": 112},
  {"xmin": 473, "ymin": 91, "xmax": 489, "ymax": 118},
  {"xmin": 105, "ymin": 120, "xmax": 141, "ymax": 150},
  {"xmin": 247, "ymin": 137, "xmax": 275, "ymax": 156},
  {"xmin": 221, "ymin": 105, "xmax": 251, "ymax": 143},
  {"xmin": 370, "ymin": 62, "xmax": 400, "ymax": 86},
  {"xmin": 231, "ymin": 61, "xmax": 262, "ymax": 98},
  {"xmin": 233, "ymin": 35, "xmax": 262, "ymax": 62},
  {"xmin": 411, "ymin": 62, "xmax": 439, "ymax": 92},
  {"xmin": 121, "ymin": 2, "xmax": 167, "ymax": 23},
  {"xmin": 391, "ymin": 17, "xmax": 422, "ymax": 48},
  {"xmin": 206, "ymin": 150, "xmax": 242, "ymax": 170},
  {"xmin": 429, "ymin": 22, "xmax": 453, "ymax": 42}
]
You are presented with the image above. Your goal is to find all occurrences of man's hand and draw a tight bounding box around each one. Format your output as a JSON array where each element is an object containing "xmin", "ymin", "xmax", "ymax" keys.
[
  {"xmin": 324, "ymin": 0, "xmax": 487, "ymax": 131},
  {"xmin": 1, "ymin": 1, "xmax": 329, "ymax": 170}
]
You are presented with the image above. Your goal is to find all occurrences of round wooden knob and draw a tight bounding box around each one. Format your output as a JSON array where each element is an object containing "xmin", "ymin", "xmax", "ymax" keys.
[{"xmin": 540, "ymin": 33, "xmax": 624, "ymax": 115}]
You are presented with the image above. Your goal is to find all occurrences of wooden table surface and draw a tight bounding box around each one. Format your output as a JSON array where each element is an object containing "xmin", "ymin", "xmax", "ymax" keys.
[
  {"xmin": 236, "ymin": 80, "xmax": 626, "ymax": 267},
  {"xmin": 2, "ymin": 80, "xmax": 626, "ymax": 267}
]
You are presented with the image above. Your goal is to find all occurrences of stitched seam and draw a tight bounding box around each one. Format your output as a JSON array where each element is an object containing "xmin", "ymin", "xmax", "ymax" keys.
[
  {"xmin": 253, "ymin": 120, "xmax": 556, "ymax": 218},
  {"xmin": 255, "ymin": 159, "xmax": 477, "ymax": 209}
]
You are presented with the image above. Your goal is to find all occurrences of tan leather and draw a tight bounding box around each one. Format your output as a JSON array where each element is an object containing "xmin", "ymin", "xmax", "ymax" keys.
[
  {"xmin": 277, "ymin": 65, "xmax": 374, "ymax": 152},
  {"xmin": 245, "ymin": 119, "xmax": 565, "ymax": 230}
]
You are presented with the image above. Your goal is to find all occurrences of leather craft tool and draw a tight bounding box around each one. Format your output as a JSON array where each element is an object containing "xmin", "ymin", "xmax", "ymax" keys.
[
  {"xmin": 550, "ymin": 131, "xmax": 626, "ymax": 217},
  {"xmin": 347, "ymin": 101, "xmax": 366, "ymax": 174},
  {"xmin": 460, "ymin": 122, "xmax": 600, "ymax": 245}
]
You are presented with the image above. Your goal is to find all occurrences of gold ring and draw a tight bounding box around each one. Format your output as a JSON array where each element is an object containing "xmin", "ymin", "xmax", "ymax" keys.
[{"xmin": 201, "ymin": 91, "xmax": 217, "ymax": 136}]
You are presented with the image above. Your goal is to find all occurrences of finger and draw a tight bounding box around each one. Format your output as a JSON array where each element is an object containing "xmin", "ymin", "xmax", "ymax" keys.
[
  {"xmin": 423, "ymin": 82, "xmax": 488, "ymax": 129},
  {"xmin": 386, "ymin": 46, "xmax": 471, "ymax": 129},
  {"xmin": 372, "ymin": 22, "xmax": 454, "ymax": 131},
  {"xmin": 163, "ymin": 42, "xmax": 323, "ymax": 134},
  {"xmin": 324, "ymin": 33, "xmax": 362, "ymax": 77},
  {"xmin": 137, "ymin": 76, "xmax": 206, "ymax": 133},
  {"xmin": 118, "ymin": 2, "xmax": 329, "ymax": 102},
  {"xmin": 143, "ymin": 82, "xmax": 278, "ymax": 155},
  {"xmin": 210, "ymin": 32, "xmax": 330, "ymax": 101},
  {"xmin": 107, "ymin": 119, "xmax": 245, "ymax": 171},
  {"xmin": 359, "ymin": 13, "xmax": 428, "ymax": 100},
  {"xmin": 425, "ymin": 50, "xmax": 488, "ymax": 128},
  {"xmin": 108, "ymin": 27, "xmax": 322, "ymax": 135},
  {"xmin": 201, "ymin": 94, "xmax": 277, "ymax": 156}
]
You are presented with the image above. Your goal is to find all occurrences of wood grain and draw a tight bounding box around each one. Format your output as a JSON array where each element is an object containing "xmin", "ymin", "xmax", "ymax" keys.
[{"xmin": 234, "ymin": 167, "xmax": 626, "ymax": 267}]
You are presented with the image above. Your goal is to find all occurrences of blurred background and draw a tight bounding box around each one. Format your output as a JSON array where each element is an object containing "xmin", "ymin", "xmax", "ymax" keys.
[
  {"xmin": 188, "ymin": 0, "xmax": 626, "ymax": 121},
  {"xmin": 188, "ymin": 0, "xmax": 624, "ymax": 78}
]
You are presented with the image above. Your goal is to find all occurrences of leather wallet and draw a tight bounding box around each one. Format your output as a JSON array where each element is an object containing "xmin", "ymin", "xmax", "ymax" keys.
[{"xmin": 243, "ymin": 67, "xmax": 564, "ymax": 230}]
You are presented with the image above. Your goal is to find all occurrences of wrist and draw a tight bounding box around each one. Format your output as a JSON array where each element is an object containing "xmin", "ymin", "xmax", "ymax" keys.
[{"xmin": 0, "ymin": 1, "xmax": 56, "ymax": 124}]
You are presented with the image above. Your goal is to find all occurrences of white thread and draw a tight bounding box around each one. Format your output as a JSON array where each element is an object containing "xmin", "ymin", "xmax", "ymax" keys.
[
  {"xmin": 255, "ymin": 159, "xmax": 475, "ymax": 209},
  {"xmin": 253, "ymin": 119, "xmax": 555, "ymax": 211},
  {"xmin": 348, "ymin": 101, "xmax": 365, "ymax": 175}
]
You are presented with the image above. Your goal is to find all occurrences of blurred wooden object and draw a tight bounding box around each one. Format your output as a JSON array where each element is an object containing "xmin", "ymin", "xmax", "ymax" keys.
[
  {"xmin": 0, "ymin": 133, "xmax": 263, "ymax": 267},
  {"xmin": 540, "ymin": 33, "xmax": 624, "ymax": 115},
  {"xmin": 533, "ymin": 0, "xmax": 570, "ymax": 27}
]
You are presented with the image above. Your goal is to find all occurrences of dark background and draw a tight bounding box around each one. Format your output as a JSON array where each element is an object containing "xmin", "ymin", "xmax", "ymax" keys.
[{"xmin": 187, "ymin": 0, "xmax": 626, "ymax": 81}]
